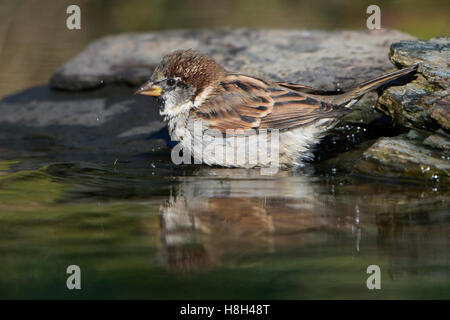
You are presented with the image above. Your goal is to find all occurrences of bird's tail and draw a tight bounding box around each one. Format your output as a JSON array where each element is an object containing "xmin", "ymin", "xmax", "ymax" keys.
[{"xmin": 330, "ymin": 64, "xmax": 418, "ymax": 107}]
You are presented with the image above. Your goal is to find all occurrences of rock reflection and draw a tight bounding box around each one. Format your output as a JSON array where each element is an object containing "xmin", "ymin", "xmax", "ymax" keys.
[
  {"xmin": 338, "ymin": 182, "xmax": 450, "ymax": 281},
  {"xmin": 376, "ymin": 208, "xmax": 450, "ymax": 281}
]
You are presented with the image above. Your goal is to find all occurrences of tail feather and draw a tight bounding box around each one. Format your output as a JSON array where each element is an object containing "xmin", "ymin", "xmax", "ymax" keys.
[{"xmin": 330, "ymin": 64, "xmax": 418, "ymax": 107}]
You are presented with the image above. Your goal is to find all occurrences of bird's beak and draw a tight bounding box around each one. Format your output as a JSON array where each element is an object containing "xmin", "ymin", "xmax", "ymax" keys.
[{"xmin": 135, "ymin": 82, "xmax": 163, "ymax": 96}]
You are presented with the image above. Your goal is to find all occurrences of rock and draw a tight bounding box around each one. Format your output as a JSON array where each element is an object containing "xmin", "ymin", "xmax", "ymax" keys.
[
  {"xmin": 0, "ymin": 85, "xmax": 167, "ymax": 164},
  {"xmin": 377, "ymin": 37, "xmax": 450, "ymax": 132},
  {"xmin": 51, "ymin": 29, "xmax": 415, "ymax": 92},
  {"xmin": 355, "ymin": 136, "xmax": 450, "ymax": 181},
  {"xmin": 430, "ymin": 102, "xmax": 450, "ymax": 130},
  {"xmin": 423, "ymin": 131, "xmax": 450, "ymax": 154},
  {"xmin": 2, "ymin": 29, "xmax": 416, "ymax": 165},
  {"xmin": 406, "ymin": 129, "xmax": 429, "ymax": 141},
  {"xmin": 389, "ymin": 37, "xmax": 450, "ymax": 88},
  {"xmin": 373, "ymin": 37, "xmax": 450, "ymax": 181}
]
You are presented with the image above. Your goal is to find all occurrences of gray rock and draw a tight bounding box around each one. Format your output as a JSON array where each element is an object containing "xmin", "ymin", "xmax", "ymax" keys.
[
  {"xmin": 423, "ymin": 131, "xmax": 450, "ymax": 154},
  {"xmin": 51, "ymin": 29, "xmax": 415, "ymax": 93},
  {"xmin": 373, "ymin": 38, "xmax": 450, "ymax": 181},
  {"xmin": 0, "ymin": 85, "xmax": 167, "ymax": 164},
  {"xmin": 377, "ymin": 37, "xmax": 450, "ymax": 132},
  {"xmin": 355, "ymin": 136, "xmax": 450, "ymax": 181},
  {"xmin": 406, "ymin": 129, "xmax": 429, "ymax": 141},
  {"xmin": 430, "ymin": 100, "xmax": 450, "ymax": 130},
  {"xmin": 389, "ymin": 37, "xmax": 450, "ymax": 88}
]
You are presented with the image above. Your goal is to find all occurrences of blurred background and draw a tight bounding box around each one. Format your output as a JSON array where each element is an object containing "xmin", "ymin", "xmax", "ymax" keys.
[{"xmin": 0, "ymin": 0, "xmax": 449, "ymax": 98}]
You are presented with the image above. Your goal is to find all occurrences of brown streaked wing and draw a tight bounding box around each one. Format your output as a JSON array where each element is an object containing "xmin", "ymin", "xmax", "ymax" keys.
[
  {"xmin": 274, "ymin": 81, "xmax": 343, "ymax": 96},
  {"xmin": 192, "ymin": 73, "xmax": 348, "ymax": 133},
  {"xmin": 260, "ymin": 91, "xmax": 348, "ymax": 130}
]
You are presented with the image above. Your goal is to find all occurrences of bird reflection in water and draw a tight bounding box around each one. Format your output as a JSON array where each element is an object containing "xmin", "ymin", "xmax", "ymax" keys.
[{"xmin": 157, "ymin": 168, "xmax": 357, "ymax": 272}]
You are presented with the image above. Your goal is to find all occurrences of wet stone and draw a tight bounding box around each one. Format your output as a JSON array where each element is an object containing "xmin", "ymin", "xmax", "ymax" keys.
[
  {"xmin": 377, "ymin": 37, "xmax": 450, "ymax": 132},
  {"xmin": 423, "ymin": 131, "xmax": 450, "ymax": 154},
  {"xmin": 355, "ymin": 136, "xmax": 450, "ymax": 181},
  {"xmin": 0, "ymin": 85, "xmax": 167, "ymax": 165}
]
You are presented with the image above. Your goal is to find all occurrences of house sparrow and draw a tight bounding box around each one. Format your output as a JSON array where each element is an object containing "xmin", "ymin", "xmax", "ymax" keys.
[{"xmin": 136, "ymin": 49, "xmax": 417, "ymax": 168}]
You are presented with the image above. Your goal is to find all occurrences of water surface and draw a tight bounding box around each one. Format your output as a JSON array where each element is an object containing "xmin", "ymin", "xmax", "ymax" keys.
[{"xmin": 1, "ymin": 154, "xmax": 449, "ymax": 299}]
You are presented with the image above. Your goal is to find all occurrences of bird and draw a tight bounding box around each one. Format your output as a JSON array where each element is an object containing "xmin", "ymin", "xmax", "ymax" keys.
[{"xmin": 136, "ymin": 49, "xmax": 417, "ymax": 168}]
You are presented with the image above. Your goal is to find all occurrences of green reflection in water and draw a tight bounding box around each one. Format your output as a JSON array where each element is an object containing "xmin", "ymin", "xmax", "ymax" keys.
[{"xmin": 0, "ymin": 160, "xmax": 449, "ymax": 299}]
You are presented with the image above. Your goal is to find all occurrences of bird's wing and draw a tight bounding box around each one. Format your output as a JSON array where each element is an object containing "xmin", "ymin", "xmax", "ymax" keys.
[
  {"xmin": 191, "ymin": 73, "xmax": 348, "ymax": 133},
  {"xmin": 274, "ymin": 81, "xmax": 342, "ymax": 96}
]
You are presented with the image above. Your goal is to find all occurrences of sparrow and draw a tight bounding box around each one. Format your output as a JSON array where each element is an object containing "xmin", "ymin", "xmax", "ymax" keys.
[{"xmin": 136, "ymin": 49, "xmax": 417, "ymax": 168}]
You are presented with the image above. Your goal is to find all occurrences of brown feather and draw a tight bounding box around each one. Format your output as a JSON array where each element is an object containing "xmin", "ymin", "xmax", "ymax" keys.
[
  {"xmin": 192, "ymin": 73, "xmax": 349, "ymax": 133},
  {"xmin": 274, "ymin": 82, "xmax": 342, "ymax": 96},
  {"xmin": 152, "ymin": 49, "xmax": 226, "ymax": 96}
]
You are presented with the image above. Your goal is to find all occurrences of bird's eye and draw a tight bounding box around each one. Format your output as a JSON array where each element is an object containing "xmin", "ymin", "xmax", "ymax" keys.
[{"xmin": 166, "ymin": 78, "xmax": 176, "ymax": 86}]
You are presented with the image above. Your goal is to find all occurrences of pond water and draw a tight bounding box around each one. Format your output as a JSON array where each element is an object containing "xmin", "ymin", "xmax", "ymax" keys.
[{"xmin": 1, "ymin": 149, "xmax": 449, "ymax": 299}]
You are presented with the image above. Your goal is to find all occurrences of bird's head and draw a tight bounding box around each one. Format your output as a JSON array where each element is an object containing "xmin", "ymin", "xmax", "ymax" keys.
[{"xmin": 136, "ymin": 49, "xmax": 225, "ymax": 117}]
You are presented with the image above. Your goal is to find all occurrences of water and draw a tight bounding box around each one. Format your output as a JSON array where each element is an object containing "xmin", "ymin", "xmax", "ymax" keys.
[{"xmin": 1, "ymin": 155, "xmax": 449, "ymax": 299}]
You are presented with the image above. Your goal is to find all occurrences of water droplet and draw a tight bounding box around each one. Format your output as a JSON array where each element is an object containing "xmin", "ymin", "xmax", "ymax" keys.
[
  {"xmin": 355, "ymin": 205, "xmax": 360, "ymax": 224},
  {"xmin": 356, "ymin": 228, "xmax": 361, "ymax": 252},
  {"xmin": 420, "ymin": 166, "xmax": 431, "ymax": 173}
]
